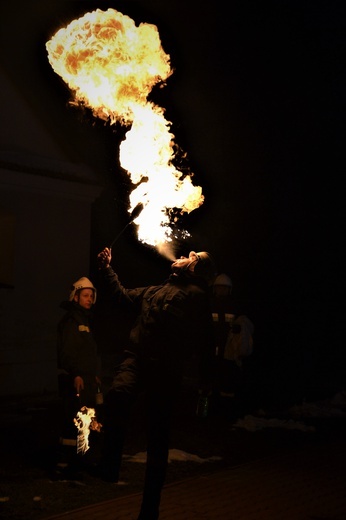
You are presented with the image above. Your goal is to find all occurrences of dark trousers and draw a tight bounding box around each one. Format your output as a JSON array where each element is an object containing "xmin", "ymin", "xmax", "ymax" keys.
[{"xmin": 101, "ymin": 352, "xmax": 179, "ymax": 520}]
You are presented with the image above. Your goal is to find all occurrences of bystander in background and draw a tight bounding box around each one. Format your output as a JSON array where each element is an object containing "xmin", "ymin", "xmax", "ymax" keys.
[
  {"xmin": 53, "ymin": 276, "xmax": 102, "ymax": 481},
  {"xmin": 211, "ymin": 273, "xmax": 254, "ymax": 416}
]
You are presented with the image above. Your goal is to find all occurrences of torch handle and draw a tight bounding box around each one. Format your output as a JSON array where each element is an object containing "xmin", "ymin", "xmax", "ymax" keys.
[{"xmin": 109, "ymin": 222, "xmax": 131, "ymax": 249}]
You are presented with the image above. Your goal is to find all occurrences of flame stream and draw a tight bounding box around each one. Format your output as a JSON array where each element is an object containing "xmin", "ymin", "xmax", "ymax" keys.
[
  {"xmin": 46, "ymin": 8, "xmax": 204, "ymax": 254},
  {"xmin": 46, "ymin": 9, "xmax": 172, "ymax": 124}
]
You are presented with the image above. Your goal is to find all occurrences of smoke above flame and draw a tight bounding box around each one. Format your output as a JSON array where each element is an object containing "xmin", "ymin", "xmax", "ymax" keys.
[{"xmin": 46, "ymin": 8, "xmax": 204, "ymax": 257}]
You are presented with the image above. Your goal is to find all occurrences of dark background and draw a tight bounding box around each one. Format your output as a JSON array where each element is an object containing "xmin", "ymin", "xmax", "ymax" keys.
[{"xmin": 1, "ymin": 0, "xmax": 344, "ymax": 403}]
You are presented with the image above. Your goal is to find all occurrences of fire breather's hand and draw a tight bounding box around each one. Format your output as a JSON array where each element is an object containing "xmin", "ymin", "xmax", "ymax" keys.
[{"xmin": 97, "ymin": 247, "xmax": 112, "ymax": 269}]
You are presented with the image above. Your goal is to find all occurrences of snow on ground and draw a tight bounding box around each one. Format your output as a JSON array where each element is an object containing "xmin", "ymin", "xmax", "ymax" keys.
[
  {"xmin": 288, "ymin": 390, "xmax": 346, "ymax": 418},
  {"xmin": 232, "ymin": 415, "xmax": 315, "ymax": 432},
  {"xmin": 232, "ymin": 390, "xmax": 346, "ymax": 432}
]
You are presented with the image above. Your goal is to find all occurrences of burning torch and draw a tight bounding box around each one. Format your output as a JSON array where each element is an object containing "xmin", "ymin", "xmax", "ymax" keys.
[{"xmin": 109, "ymin": 202, "xmax": 144, "ymax": 249}]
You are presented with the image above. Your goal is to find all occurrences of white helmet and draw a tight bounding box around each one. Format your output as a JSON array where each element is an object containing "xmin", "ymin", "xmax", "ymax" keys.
[
  {"xmin": 213, "ymin": 273, "xmax": 232, "ymax": 289},
  {"xmin": 69, "ymin": 277, "xmax": 97, "ymax": 304}
]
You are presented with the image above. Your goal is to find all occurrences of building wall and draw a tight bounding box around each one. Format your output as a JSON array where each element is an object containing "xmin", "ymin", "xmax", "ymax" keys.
[{"xmin": 0, "ymin": 168, "xmax": 101, "ymax": 398}]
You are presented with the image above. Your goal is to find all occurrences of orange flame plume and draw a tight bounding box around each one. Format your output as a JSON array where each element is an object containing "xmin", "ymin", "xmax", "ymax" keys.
[{"xmin": 46, "ymin": 8, "xmax": 204, "ymax": 256}]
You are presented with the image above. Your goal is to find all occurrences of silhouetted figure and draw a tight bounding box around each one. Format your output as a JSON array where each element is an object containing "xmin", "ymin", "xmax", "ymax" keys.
[{"xmin": 97, "ymin": 247, "xmax": 216, "ymax": 520}]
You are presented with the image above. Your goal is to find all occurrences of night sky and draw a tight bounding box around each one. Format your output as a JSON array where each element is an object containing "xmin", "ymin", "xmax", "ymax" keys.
[{"xmin": 1, "ymin": 1, "xmax": 344, "ymax": 398}]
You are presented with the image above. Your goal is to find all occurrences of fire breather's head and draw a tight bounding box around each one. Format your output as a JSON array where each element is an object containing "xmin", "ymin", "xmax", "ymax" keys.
[
  {"xmin": 171, "ymin": 251, "xmax": 217, "ymax": 285},
  {"xmin": 193, "ymin": 251, "xmax": 218, "ymax": 285}
]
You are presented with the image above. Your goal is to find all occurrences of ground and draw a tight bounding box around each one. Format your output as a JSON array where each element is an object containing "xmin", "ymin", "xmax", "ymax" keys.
[{"xmin": 1, "ymin": 382, "xmax": 345, "ymax": 520}]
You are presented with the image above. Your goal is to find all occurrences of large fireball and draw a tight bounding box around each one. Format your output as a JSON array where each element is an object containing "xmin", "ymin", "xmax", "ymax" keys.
[{"xmin": 46, "ymin": 8, "xmax": 204, "ymax": 254}]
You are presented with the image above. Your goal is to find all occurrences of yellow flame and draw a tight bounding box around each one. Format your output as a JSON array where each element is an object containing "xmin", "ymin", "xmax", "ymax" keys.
[
  {"xmin": 46, "ymin": 8, "xmax": 204, "ymax": 253},
  {"xmin": 74, "ymin": 406, "xmax": 102, "ymax": 455}
]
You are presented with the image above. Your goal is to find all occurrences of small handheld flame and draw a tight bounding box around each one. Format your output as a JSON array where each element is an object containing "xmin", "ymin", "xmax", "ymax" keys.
[
  {"xmin": 46, "ymin": 8, "xmax": 204, "ymax": 256},
  {"xmin": 74, "ymin": 406, "xmax": 102, "ymax": 455}
]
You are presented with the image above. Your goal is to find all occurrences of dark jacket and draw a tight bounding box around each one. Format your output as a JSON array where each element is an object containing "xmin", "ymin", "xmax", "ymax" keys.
[
  {"xmin": 100, "ymin": 266, "xmax": 215, "ymax": 386},
  {"xmin": 57, "ymin": 301, "xmax": 101, "ymax": 380}
]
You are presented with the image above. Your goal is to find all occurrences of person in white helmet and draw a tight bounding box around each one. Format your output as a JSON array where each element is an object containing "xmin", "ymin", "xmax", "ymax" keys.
[
  {"xmin": 211, "ymin": 272, "xmax": 254, "ymax": 415},
  {"xmin": 96, "ymin": 247, "xmax": 217, "ymax": 520},
  {"xmin": 53, "ymin": 276, "xmax": 102, "ymax": 481}
]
